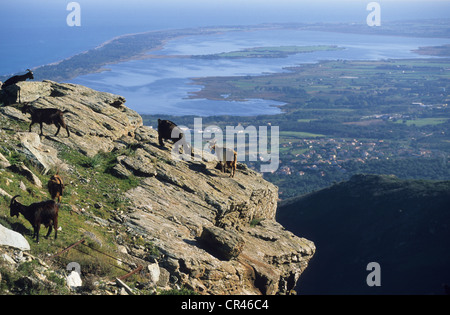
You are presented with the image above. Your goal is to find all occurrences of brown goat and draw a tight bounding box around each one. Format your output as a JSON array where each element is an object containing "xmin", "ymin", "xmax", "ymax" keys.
[
  {"xmin": 21, "ymin": 104, "xmax": 70, "ymax": 137},
  {"xmin": 10, "ymin": 195, "xmax": 59, "ymax": 243},
  {"xmin": 209, "ymin": 140, "xmax": 237, "ymax": 178},
  {"xmin": 48, "ymin": 174, "xmax": 64, "ymax": 203}
]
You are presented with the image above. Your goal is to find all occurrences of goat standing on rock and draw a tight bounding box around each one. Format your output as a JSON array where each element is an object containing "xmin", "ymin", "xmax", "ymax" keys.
[
  {"xmin": 209, "ymin": 140, "xmax": 237, "ymax": 178},
  {"xmin": 1, "ymin": 69, "xmax": 34, "ymax": 89},
  {"xmin": 158, "ymin": 119, "xmax": 193, "ymax": 157},
  {"xmin": 21, "ymin": 104, "xmax": 70, "ymax": 137},
  {"xmin": 10, "ymin": 195, "xmax": 59, "ymax": 243},
  {"xmin": 1, "ymin": 69, "xmax": 34, "ymax": 103}
]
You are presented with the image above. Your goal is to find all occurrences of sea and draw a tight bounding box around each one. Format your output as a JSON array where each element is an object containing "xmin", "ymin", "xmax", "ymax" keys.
[{"xmin": 1, "ymin": 0, "xmax": 450, "ymax": 116}]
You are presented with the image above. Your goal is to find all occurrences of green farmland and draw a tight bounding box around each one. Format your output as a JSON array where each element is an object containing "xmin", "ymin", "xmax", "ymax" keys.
[{"xmin": 195, "ymin": 45, "xmax": 343, "ymax": 59}]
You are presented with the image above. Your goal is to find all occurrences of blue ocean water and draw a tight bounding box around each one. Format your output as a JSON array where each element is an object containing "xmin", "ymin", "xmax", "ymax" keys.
[
  {"xmin": 2, "ymin": 0, "xmax": 450, "ymax": 76},
  {"xmin": 1, "ymin": 0, "xmax": 450, "ymax": 116},
  {"xmin": 69, "ymin": 29, "xmax": 450, "ymax": 115}
]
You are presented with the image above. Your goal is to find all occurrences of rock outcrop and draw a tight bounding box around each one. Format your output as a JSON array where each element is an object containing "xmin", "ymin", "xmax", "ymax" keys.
[
  {"xmin": 0, "ymin": 224, "xmax": 30, "ymax": 251},
  {"xmin": 1, "ymin": 81, "xmax": 142, "ymax": 157},
  {"xmin": 0, "ymin": 81, "xmax": 315, "ymax": 295},
  {"xmin": 122, "ymin": 125, "xmax": 315, "ymax": 294}
]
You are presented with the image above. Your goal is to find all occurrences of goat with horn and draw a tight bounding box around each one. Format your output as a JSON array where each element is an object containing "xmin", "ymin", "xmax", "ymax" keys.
[{"xmin": 10, "ymin": 195, "xmax": 59, "ymax": 243}]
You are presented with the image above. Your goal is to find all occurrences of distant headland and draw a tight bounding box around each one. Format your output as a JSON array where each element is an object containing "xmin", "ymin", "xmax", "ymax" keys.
[{"xmin": 1, "ymin": 19, "xmax": 448, "ymax": 83}]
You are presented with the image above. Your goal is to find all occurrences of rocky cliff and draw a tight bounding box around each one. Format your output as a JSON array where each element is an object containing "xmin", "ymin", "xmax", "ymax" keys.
[{"xmin": 0, "ymin": 81, "xmax": 315, "ymax": 295}]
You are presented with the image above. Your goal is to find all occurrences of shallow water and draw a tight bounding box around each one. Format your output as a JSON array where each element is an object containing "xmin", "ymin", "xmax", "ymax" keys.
[{"xmin": 69, "ymin": 29, "xmax": 450, "ymax": 116}]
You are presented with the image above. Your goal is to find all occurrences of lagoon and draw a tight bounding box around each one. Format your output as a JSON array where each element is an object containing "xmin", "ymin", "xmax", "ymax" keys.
[{"xmin": 69, "ymin": 28, "xmax": 450, "ymax": 116}]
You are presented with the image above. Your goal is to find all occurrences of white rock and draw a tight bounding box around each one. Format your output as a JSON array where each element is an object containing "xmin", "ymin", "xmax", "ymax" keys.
[
  {"xmin": 147, "ymin": 262, "xmax": 160, "ymax": 284},
  {"xmin": 0, "ymin": 224, "xmax": 30, "ymax": 251},
  {"xmin": 1, "ymin": 253, "xmax": 16, "ymax": 265},
  {"xmin": 0, "ymin": 152, "xmax": 10, "ymax": 168},
  {"xmin": 20, "ymin": 181, "xmax": 27, "ymax": 191},
  {"xmin": 66, "ymin": 271, "xmax": 83, "ymax": 289},
  {"xmin": 15, "ymin": 132, "xmax": 63, "ymax": 175},
  {"xmin": 0, "ymin": 188, "xmax": 12, "ymax": 199}
]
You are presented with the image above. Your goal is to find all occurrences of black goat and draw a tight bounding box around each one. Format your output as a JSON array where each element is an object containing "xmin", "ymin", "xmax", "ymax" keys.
[
  {"xmin": 21, "ymin": 104, "xmax": 70, "ymax": 137},
  {"xmin": 0, "ymin": 69, "xmax": 34, "ymax": 103},
  {"xmin": 1, "ymin": 69, "xmax": 34, "ymax": 89},
  {"xmin": 10, "ymin": 195, "xmax": 59, "ymax": 243},
  {"xmin": 158, "ymin": 119, "xmax": 183, "ymax": 147},
  {"xmin": 158, "ymin": 119, "xmax": 193, "ymax": 157}
]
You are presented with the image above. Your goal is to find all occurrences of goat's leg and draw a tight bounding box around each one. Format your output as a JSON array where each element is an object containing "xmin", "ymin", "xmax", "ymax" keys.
[
  {"xmin": 54, "ymin": 124, "xmax": 61, "ymax": 136},
  {"xmin": 29, "ymin": 122, "xmax": 34, "ymax": 133},
  {"xmin": 54, "ymin": 217, "xmax": 58, "ymax": 240},
  {"xmin": 46, "ymin": 225, "xmax": 53, "ymax": 239},
  {"xmin": 190, "ymin": 145, "xmax": 195, "ymax": 160},
  {"xmin": 227, "ymin": 164, "xmax": 232, "ymax": 177},
  {"xmin": 40, "ymin": 122, "xmax": 44, "ymax": 136},
  {"xmin": 66, "ymin": 125, "xmax": 70, "ymax": 137},
  {"xmin": 34, "ymin": 225, "xmax": 40, "ymax": 243},
  {"xmin": 173, "ymin": 139, "xmax": 180, "ymax": 154}
]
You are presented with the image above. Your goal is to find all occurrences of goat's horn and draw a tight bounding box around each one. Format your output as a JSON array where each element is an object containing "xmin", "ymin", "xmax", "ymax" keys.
[{"xmin": 10, "ymin": 195, "xmax": 20, "ymax": 205}]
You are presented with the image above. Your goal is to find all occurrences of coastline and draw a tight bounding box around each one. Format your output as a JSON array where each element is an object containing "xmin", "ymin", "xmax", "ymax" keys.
[
  {"xmin": 13, "ymin": 25, "xmax": 284, "ymax": 83},
  {"xmin": 3, "ymin": 20, "xmax": 448, "ymax": 83}
]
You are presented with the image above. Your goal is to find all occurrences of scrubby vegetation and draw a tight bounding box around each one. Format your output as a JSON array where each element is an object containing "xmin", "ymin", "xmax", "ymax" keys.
[{"xmin": 0, "ymin": 117, "xmax": 152, "ymax": 294}]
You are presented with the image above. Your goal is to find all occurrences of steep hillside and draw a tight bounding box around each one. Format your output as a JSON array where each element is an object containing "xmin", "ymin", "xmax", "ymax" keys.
[
  {"xmin": 277, "ymin": 174, "xmax": 450, "ymax": 295},
  {"xmin": 0, "ymin": 81, "xmax": 314, "ymax": 295}
]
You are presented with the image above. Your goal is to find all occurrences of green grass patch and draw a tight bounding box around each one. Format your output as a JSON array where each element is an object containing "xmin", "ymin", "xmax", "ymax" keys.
[
  {"xmin": 280, "ymin": 131, "xmax": 326, "ymax": 139},
  {"xmin": 209, "ymin": 45, "xmax": 343, "ymax": 59},
  {"xmin": 394, "ymin": 118, "xmax": 448, "ymax": 126},
  {"xmin": 297, "ymin": 119, "xmax": 318, "ymax": 123},
  {"xmin": 0, "ymin": 141, "xmax": 142, "ymax": 280}
]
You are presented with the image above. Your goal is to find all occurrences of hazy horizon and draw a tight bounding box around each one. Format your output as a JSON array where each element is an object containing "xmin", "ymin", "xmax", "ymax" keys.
[{"xmin": 1, "ymin": 0, "xmax": 449, "ymax": 75}]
